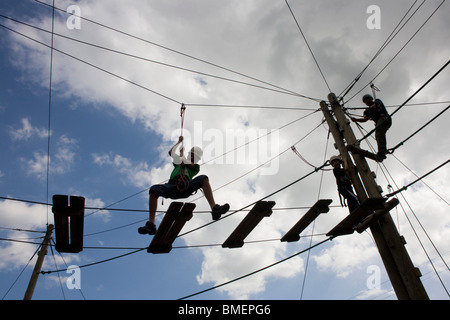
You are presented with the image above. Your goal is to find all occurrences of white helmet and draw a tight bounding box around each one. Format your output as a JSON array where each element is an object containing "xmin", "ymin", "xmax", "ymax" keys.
[
  {"xmin": 329, "ymin": 155, "xmax": 341, "ymax": 163},
  {"xmin": 189, "ymin": 146, "xmax": 203, "ymax": 164}
]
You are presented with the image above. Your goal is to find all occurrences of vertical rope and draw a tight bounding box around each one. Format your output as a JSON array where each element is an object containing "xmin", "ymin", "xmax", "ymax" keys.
[
  {"xmin": 177, "ymin": 104, "xmax": 189, "ymax": 192},
  {"xmin": 370, "ymin": 82, "xmax": 380, "ymax": 99},
  {"xmin": 46, "ymin": 0, "xmax": 56, "ymax": 225},
  {"xmin": 300, "ymin": 129, "xmax": 331, "ymax": 299}
]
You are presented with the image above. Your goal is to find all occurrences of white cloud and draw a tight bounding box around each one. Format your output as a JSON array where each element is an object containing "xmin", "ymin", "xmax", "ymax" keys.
[
  {"xmin": 355, "ymin": 287, "xmax": 393, "ymax": 300},
  {"xmin": 196, "ymin": 243, "xmax": 304, "ymax": 299},
  {"xmin": 92, "ymin": 152, "xmax": 154, "ymax": 188},
  {"xmin": 84, "ymin": 197, "xmax": 111, "ymax": 223},
  {"xmin": 9, "ymin": 118, "xmax": 49, "ymax": 141},
  {"xmin": 21, "ymin": 135, "xmax": 77, "ymax": 180},
  {"xmin": 313, "ymin": 236, "xmax": 379, "ymax": 278},
  {"xmin": 54, "ymin": 135, "xmax": 77, "ymax": 173},
  {"xmin": 91, "ymin": 153, "xmax": 111, "ymax": 166},
  {"xmin": 0, "ymin": 199, "xmax": 47, "ymax": 235},
  {"xmin": 0, "ymin": 230, "xmax": 43, "ymax": 271},
  {"xmin": 23, "ymin": 152, "xmax": 49, "ymax": 180},
  {"xmin": 0, "ymin": 198, "xmax": 47, "ymax": 272}
]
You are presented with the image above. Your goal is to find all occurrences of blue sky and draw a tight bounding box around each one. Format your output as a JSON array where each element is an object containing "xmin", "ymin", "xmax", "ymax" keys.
[{"xmin": 1, "ymin": 0, "xmax": 449, "ymax": 300}]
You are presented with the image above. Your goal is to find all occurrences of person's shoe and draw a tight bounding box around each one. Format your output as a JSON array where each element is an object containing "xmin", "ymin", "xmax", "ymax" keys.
[
  {"xmin": 138, "ymin": 221, "xmax": 157, "ymax": 235},
  {"xmin": 211, "ymin": 203, "xmax": 230, "ymax": 221}
]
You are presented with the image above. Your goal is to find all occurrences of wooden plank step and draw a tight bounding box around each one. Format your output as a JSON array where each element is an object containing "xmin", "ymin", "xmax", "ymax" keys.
[
  {"xmin": 356, "ymin": 198, "xmax": 400, "ymax": 233},
  {"xmin": 326, "ymin": 198, "xmax": 386, "ymax": 238},
  {"xmin": 222, "ymin": 201, "xmax": 276, "ymax": 249},
  {"xmin": 347, "ymin": 145, "xmax": 380, "ymax": 161},
  {"xmin": 52, "ymin": 195, "xmax": 85, "ymax": 253},
  {"xmin": 148, "ymin": 202, "xmax": 195, "ymax": 254},
  {"xmin": 281, "ymin": 199, "xmax": 332, "ymax": 242}
]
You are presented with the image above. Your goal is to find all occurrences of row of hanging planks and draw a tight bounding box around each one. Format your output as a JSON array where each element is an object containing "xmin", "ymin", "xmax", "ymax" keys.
[{"xmin": 52, "ymin": 194, "xmax": 396, "ymax": 255}]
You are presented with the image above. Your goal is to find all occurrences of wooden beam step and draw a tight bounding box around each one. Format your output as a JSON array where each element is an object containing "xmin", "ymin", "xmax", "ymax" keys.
[
  {"xmin": 222, "ymin": 201, "xmax": 276, "ymax": 249},
  {"xmin": 148, "ymin": 202, "xmax": 195, "ymax": 254},
  {"xmin": 281, "ymin": 199, "xmax": 332, "ymax": 242},
  {"xmin": 326, "ymin": 198, "xmax": 386, "ymax": 238}
]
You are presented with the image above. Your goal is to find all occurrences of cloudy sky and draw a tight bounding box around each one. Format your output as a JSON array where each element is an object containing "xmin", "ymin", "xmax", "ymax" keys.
[{"xmin": 0, "ymin": 0, "xmax": 449, "ymax": 300}]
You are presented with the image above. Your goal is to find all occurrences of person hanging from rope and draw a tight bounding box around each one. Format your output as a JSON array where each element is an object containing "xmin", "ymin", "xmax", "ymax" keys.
[
  {"xmin": 350, "ymin": 94, "xmax": 392, "ymax": 161},
  {"xmin": 330, "ymin": 155, "xmax": 360, "ymax": 214},
  {"xmin": 138, "ymin": 135, "xmax": 230, "ymax": 235}
]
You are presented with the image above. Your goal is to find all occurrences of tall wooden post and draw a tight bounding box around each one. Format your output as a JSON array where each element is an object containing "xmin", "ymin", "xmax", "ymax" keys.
[
  {"xmin": 321, "ymin": 93, "xmax": 428, "ymax": 300},
  {"xmin": 23, "ymin": 224, "xmax": 54, "ymax": 300},
  {"xmin": 320, "ymin": 101, "xmax": 367, "ymax": 203}
]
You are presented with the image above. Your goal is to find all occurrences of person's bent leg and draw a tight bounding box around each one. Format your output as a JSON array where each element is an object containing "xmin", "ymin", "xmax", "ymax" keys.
[
  {"xmin": 201, "ymin": 176, "xmax": 217, "ymax": 209},
  {"xmin": 198, "ymin": 175, "xmax": 230, "ymax": 220},
  {"xmin": 138, "ymin": 188, "xmax": 160, "ymax": 235},
  {"xmin": 375, "ymin": 117, "xmax": 391, "ymax": 159},
  {"xmin": 149, "ymin": 190, "xmax": 159, "ymax": 224}
]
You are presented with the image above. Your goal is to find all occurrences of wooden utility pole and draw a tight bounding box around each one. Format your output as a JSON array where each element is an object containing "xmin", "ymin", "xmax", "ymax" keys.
[
  {"xmin": 321, "ymin": 93, "xmax": 428, "ymax": 300},
  {"xmin": 23, "ymin": 224, "xmax": 54, "ymax": 300}
]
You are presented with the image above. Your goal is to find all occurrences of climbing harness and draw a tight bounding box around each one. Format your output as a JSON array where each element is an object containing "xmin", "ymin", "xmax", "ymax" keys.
[{"xmin": 176, "ymin": 167, "xmax": 190, "ymax": 192}]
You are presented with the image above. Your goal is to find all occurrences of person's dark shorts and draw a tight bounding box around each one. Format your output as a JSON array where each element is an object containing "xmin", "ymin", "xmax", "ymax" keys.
[{"xmin": 149, "ymin": 175, "xmax": 208, "ymax": 199}]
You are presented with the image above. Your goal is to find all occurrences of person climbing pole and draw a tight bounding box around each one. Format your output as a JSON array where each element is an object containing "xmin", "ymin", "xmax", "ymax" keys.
[
  {"xmin": 138, "ymin": 136, "xmax": 230, "ymax": 235},
  {"xmin": 330, "ymin": 155, "xmax": 360, "ymax": 214},
  {"xmin": 350, "ymin": 94, "xmax": 392, "ymax": 161}
]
